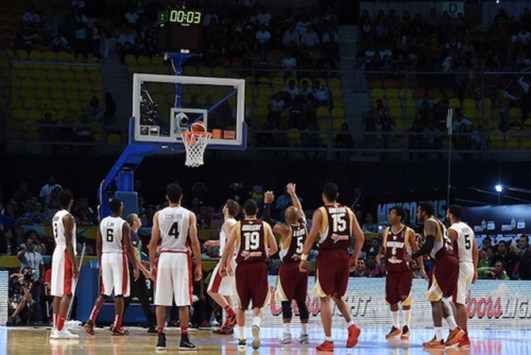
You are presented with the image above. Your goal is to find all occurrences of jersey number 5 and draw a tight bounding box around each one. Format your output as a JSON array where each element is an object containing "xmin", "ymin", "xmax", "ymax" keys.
[
  {"xmin": 244, "ymin": 232, "xmax": 260, "ymax": 251},
  {"xmin": 464, "ymin": 234, "xmax": 471, "ymax": 250},
  {"xmin": 295, "ymin": 236, "xmax": 304, "ymax": 254}
]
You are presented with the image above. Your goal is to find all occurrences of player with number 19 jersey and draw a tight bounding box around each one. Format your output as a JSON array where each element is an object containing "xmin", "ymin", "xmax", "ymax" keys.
[
  {"xmin": 154, "ymin": 206, "xmax": 193, "ymax": 307},
  {"xmin": 314, "ymin": 203, "xmax": 355, "ymax": 298}
]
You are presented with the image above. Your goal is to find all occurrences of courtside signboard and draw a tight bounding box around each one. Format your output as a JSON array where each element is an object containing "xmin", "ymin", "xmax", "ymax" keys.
[{"xmin": 255, "ymin": 277, "xmax": 531, "ymax": 330}]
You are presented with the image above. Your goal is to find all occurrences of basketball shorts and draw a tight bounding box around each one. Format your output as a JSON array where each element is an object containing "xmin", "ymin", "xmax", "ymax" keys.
[
  {"xmin": 275, "ymin": 262, "xmax": 308, "ymax": 302},
  {"xmin": 427, "ymin": 254, "xmax": 459, "ymax": 302},
  {"xmin": 235, "ymin": 262, "xmax": 270, "ymax": 310},
  {"xmin": 385, "ymin": 269, "xmax": 412, "ymax": 305},
  {"xmin": 455, "ymin": 262, "xmax": 474, "ymax": 305},
  {"xmin": 154, "ymin": 251, "xmax": 192, "ymax": 307},
  {"xmin": 314, "ymin": 248, "xmax": 350, "ymax": 298},
  {"xmin": 101, "ymin": 252, "xmax": 130, "ymax": 297},
  {"xmin": 51, "ymin": 247, "xmax": 74, "ymax": 297},
  {"xmin": 207, "ymin": 259, "xmax": 236, "ymax": 297}
]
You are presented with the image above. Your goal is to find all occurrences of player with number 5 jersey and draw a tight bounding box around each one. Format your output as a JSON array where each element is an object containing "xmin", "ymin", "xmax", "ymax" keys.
[
  {"xmin": 447, "ymin": 205, "xmax": 478, "ymax": 348},
  {"xmin": 149, "ymin": 184, "xmax": 203, "ymax": 351},
  {"xmin": 220, "ymin": 199, "xmax": 278, "ymax": 351},
  {"xmin": 262, "ymin": 183, "xmax": 310, "ymax": 345},
  {"xmin": 299, "ymin": 183, "xmax": 365, "ymax": 352},
  {"xmin": 84, "ymin": 199, "xmax": 139, "ymax": 336}
]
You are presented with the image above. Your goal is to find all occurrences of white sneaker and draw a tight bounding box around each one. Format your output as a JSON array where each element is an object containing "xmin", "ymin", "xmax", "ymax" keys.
[
  {"xmin": 251, "ymin": 325, "xmax": 260, "ymax": 350},
  {"xmin": 55, "ymin": 327, "xmax": 80, "ymax": 339},
  {"xmin": 279, "ymin": 333, "xmax": 292, "ymax": 344},
  {"xmin": 50, "ymin": 327, "xmax": 58, "ymax": 339},
  {"xmin": 299, "ymin": 333, "xmax": 310, "ymax": 344}
]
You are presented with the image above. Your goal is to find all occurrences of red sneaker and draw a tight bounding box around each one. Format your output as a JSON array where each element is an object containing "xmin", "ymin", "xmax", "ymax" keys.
[
  {"xmin": 458, "ymin": 334, "xmax": 471, "ymax": 348},
  {"xmin": 347, "ymin": 324, "xmax": 361, "ymax": 348},
  {"xmin": 316, "ymin": 340, "xmax": 334, "ymax": 352},
  {"xmin": 111, "ymin": 326, "xmax": 129, "ymax": 336},
  {"xmin": 84, "ymin": 320, "xmax": 95, "ymax": 335}
]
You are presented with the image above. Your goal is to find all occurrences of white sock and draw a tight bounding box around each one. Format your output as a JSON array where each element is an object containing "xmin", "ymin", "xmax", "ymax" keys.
[
  {"xmin": 238, "ymin": 326, "xmax": 245, "ymax": 340},
  {"xmin": 346, "ymin": 320, "xmax": 354, "ymax": 327},
  {"xmin": 391, "ymin": 311, "xmax": 400, "ymax": 328},
  {"xmin": 283, "ymin": 322, "xmax": 291, "ymax": 334},
  {"xmin": 252, "ymin": 316, "xmax": 261, "ymax": 328},
  {"xmin": 403, "ymin": 309, "xmax": 411, "ymax": 328},
  {"xmin": 301, "ymin": 323, "xmax": 308, "ymax": 334},
  {"xmin": 445, "ymin": 316, "xmax": 457, "ymax": 330},
  {"xmin": 325, "ymin": 336, "xmax": 333, "ymax": 342},
  {"xmin": 435, "ymin": 327, "xmax": 443, "ymax": 341}
]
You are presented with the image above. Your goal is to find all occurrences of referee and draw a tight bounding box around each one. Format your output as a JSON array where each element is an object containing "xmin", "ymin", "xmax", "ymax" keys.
[{"xmin": 124, "ymin": 213, "xmax": 157, "ymax": 333}]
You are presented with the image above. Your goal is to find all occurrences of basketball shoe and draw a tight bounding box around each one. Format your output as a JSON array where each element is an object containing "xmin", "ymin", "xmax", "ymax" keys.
[
  {"xmin": 347, "ymin": 324, "xmax": 361, "ymax": 348},
  {"xmin": 385, "ymin": 326, "xmax": 401, "ymax": 339},
  {"xmin": 84, "ymin": 320, "xmax": 95, "ymax": 335},
  {"xmin": 445, "ymin": 327, "xmax": 465, "ymax": 347},
  {"xmin": 156, "ymin": 333, "xmax": 166, "ymax": 351},
  {"xmin": 400, "ymin": 325, "xmax": 411, "ymax": 340},
  {"xmin": 251, "ymin": 325, "xmax": 261, "ymax": 350},
  {"xmin": 316, "ymin": 340, "xmax": 334, "ymax": 352}
]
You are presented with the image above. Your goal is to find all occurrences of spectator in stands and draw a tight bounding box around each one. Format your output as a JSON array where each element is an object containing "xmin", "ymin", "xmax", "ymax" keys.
[
  {"xmin": 17, "ymin": 238, "xmax": 44, "ymax": 323},
  {"xmin": 281, "ymin": 51, "xmax": 297, "ymax": 79},
  {"xmin": 300, "ymin": 26, "xmax": 320, "ymax": 48},
  {"xmin": 21, "ymin": 7, "xmax": 41, "ymax": 24},
  {"xmin": 282, "ymin": 25, "xmax": 300, "ymax": 48},
  {"xmin": 497, "ymin": 81, "xmax": 519, "ymax": 133},
  {"xmin": 51, "ymin": 32, "xmax": 70, "ymax": 52},
  {"xmin": 255, "ymin": 5, "xmax": 272, "ymax": 27},
  {"xmin": 268, "ymin": 92, "xmax": 285, "ymax": 129},
  {"xmin": 477, "ymin": 260, "xmax": 510, "ymax": 280},
  {"xmin": 85, "ymin": 96, "xmax": 104, "ymax": 123},
  {"xmin": 116, "ymin": 27, "xmax": 136, "ymax": 61},
  {"xmin": 495, "ymin": 240, "xmax": 515, "ymax": 277},
  {"xmin": 514, "ymin": 235, "xmax": 531, "ymax": 280},
  {"xmin": 480, "ymin": 236, "xmax": 492, "ymax": 254},
  {"xmin": 366, "ymin": 253, "xmax": 382, "ymax": 277},
  {"xmin": 12, "ymin": 183, "xmax": 33, "ymax": 206},
  {"xmin": 352, "ymin": 257, "xmax": 367, "ymax": 277},
  {"xmin": 479, "ymin": 246, "xmax": 496, "ymax": 268},
  {"xmin": 0, "ymin": 229, "xmax": 17, "ymax": 256},
  {"xmin": 362, "ymin": 213, "xmax": 378, "ymax": 233},
  {"xmin": 367, "ymin": 238, "xmax": 380, "ymax": 255},
  {"xmin": 255, "ymin": 25, "xmax": 272, "ymax": 50},
  {"xmin": 283, "ymin": 80, "xmax": 300, "ymax": 101},
  {"xmin": 124, "ymin": 5, "xmax": 139, "ymax": 25},
  {"xmin": 42, "ymin": 8, "xmax": 63, "ymax": 40},
  {"xmin": 39, "ymin": 176, "xmax": 62, "ymax": 206},
  {"xmin": 295, "ymin": 15, "xmax": 311, "ymax": 36}
]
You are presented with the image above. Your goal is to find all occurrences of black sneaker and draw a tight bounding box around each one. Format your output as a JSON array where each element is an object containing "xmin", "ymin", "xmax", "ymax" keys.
[
  {"xmin": 238, "ymin": 338, "xmax": 246, "ymax": 350},
  {"xmin": 156, "ymin": 333, "xmax": 166, "ymax": 351},
  {"xmin": 179, "ymin": 334, "xmax": 197, "ymax": 350}
]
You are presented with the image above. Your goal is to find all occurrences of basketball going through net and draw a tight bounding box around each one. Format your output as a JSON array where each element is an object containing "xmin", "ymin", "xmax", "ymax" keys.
[{"xmin": 181, "ymin": 121, "xmax": 212, "ymax": 167}]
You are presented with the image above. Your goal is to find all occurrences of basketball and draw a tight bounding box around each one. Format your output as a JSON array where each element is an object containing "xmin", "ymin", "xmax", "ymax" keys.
[{"xmin": 191, "ymin": 121, "xmax": 207, "ymax": 133}]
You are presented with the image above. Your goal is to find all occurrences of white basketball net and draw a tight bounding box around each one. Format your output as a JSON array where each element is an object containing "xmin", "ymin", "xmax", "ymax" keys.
[{"xmin": 180, "ymin": 132, "xmax": 212, "ymax": 167}]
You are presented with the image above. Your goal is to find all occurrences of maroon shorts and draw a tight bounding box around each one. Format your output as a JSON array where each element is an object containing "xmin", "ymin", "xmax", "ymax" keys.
[
  {"xmin": 277, "ymin": 262, "xmax": 308, "ymax": 302},
  {"xmin": 236, "ymin": 262, "xmax": 269, "ymax": 310},
  {"xmin": 386, "ymin": 269, "xmax": 412, "ymax": 305},
  {"xmin": 315, "ymin": 249, "xmax": 350, "ymax": 298},
  {"xmin": 428, "ymin": 253, "xmax": 459, "ymax": 301}
]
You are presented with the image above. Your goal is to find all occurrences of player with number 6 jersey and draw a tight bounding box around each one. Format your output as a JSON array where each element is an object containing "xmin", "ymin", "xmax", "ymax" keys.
[
  {"xmin": 148, "ymin": 184, "xmax": 203, "ymax": 351},
  {"xmin": 84, "ymin": 199, "xmax": 138, "ymax": 336},
  {"xmin": 447, "ymin": 205, "xmax": 478, "ymax": 348},
  {"xmin": 263, "ymin": 183, "xmax": 310, "ymax": 345},
  {"xmin": 299, "ymin": 183, "xmax": 365, "ymax": 352},
  {"xmin": 220, "ymin": 199, "xmax": 278, "ymax": 351}
]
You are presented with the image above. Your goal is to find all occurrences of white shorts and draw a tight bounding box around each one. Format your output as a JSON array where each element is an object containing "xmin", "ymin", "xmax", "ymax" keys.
[
  {"xmin": 207, "ymin": 259, "xmax": 236, "ymax": 297},
  {"xmin": 101, "ymin": 252, "xmax": 130, "ymax": 297},
  {"xmin": 455, "ymin": 262, "xmax": 474, "ymax": 304},
  {"xmin": 155, "ymin": 251, "xmax": 192, "ymax": 307},
  {"xmin": 51, "ymin": 247, "xmax": 74, "ymax": 297}
]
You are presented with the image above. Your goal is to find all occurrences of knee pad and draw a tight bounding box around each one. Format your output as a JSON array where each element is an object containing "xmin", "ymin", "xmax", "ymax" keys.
[
  {"xmin": 296, "ymin": 300, "xmax": 309, "ymax": 320},
  {"xmin": 281, "ymin": 301, "xmax": 292, "ymax": 320}
]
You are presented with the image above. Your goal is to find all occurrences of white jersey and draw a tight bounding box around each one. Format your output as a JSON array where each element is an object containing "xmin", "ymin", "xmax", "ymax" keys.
[
  {"xmin": 100, "ymin": 216, "xmax": 126, "ymax": 253},
  {"xmin": 449, "ymin": 221, "xmax": 475, "ymax": 264},
  {"xmin": 52, "ymin": 209, "xmax": 77, "ymax": 252},
  {"xmin": 158, "ymin": 206, "xmax": 191, "ymax": 252},
  {"xmin": 219, "ymin": 218, "xmax": 237, "ymax": 257}
]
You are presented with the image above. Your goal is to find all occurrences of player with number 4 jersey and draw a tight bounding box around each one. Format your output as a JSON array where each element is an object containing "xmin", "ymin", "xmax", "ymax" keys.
[
  {"xmin": 220, "ymin": 199, "xmax": 278, "ymax": 351},
  {"xmin": 299, "ymin": 183, "xmax": 365, "ymax": 352},
  {"xmin": 447, "ymin": 205, "xmax": 478, "ymax": 348},
  {"xmin": 84, "ymin": 199, "xmax": 138, "ymax": 336},
  {"xmin": 263, "ymin": 183, "xmax": 310, "ymax": 345}
]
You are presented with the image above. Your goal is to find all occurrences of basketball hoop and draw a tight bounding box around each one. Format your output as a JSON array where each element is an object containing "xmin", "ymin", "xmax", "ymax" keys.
[{"xmin": 180, "ymin": 131, "xmax": 212, "ymax": 167}]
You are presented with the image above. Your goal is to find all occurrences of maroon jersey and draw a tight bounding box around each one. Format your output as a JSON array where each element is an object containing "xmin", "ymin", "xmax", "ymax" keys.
[
  {"xmin": 383, "ymin": 226, "xmax": 412, "ymax": 272},
  {"xmin": 317, "ymin": 204, "xmax": 354, "ymax": 250},
  {"xmin": 236, "ymin": 219, "xmax": 267, "ymax": 264},
  {"xmin": 279, "ymin": 223, "xmax": 307, "ymax": 263}
]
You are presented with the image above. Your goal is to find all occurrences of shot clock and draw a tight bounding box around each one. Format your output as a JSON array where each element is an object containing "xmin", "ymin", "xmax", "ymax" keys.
[{"xmin": 156, "ymin": 8, "xmax": 203, "ymax": 53}]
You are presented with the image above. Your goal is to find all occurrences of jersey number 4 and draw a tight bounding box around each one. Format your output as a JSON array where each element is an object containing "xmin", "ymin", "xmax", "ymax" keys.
[{"xmin": 169, "ymin": 222, "xmax": 180, "ymax": 239}]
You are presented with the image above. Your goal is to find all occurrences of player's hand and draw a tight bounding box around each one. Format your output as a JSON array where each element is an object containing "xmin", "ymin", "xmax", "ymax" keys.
[
  {"xmin": 150, "ymin": 267, "xmax": 157, "ymax": 282},
  {"xmin": 264, "ymin": 191, "xmax": 274, "ymax": 204},
  {"xmin": 220, "ymin": 265, "xmax": 227, "ymax": 277},
  {"xmin": 194, "ymin": 265, "xmax": 203, "ymax": 281},
  {"xmin": 403, "ymin": 254, "xmax": 413, "ymax": 263},
  {"xmin": 133, "ymin": 268, "xmax": 139, "ymax": 281},
  {"xmin": 472, "ymin": 271, "xmax": 478, "ymax": 284},
  {"xmin": 73, "ymin": 267, "xmax": 80, "ymax": 280},
  {"xmin": 142, "ymin": 268, "xmax": 151, "ymax": 279},
  {"xmin": 286, "ymin": 183, "xmax": 296, "ymax": 195},
  {"xmin": 226, "ymin": 264, "xmax": 234, "ymax": 277},
  {"xmin": 299, "ymin": 260, "xmax": 308, "ymax": 273},
  {"xmin": 420, "ymin": 269, "xmax": 428, "ymax": 281},
  {"xmin": 350, "ymin": 256, "xmax": 358, "ymax": 268},
  {"xmin": 204, "ymin": 240, "xmax": 214, "ymax": 249}
]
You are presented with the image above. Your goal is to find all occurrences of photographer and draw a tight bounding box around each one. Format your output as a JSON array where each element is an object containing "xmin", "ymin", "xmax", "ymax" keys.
[
  {"xmin": 17, "ymin": 238, "xmax": 44, "ymax": 323},
  {"xmin": 8, "ymin": 267, "xmax": 35, "ymax": 325}
]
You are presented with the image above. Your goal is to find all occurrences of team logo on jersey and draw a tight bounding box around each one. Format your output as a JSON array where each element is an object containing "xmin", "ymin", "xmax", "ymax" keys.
[
  {"xmin": 331, "ymin": 233, "xmax": 349, "ymax": 243},
  {"xmin": 164, "ymin": 215, "xmax": 175, "ymax": 219}
]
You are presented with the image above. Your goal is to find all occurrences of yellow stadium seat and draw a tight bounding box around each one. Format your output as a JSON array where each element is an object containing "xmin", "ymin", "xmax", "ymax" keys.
[
  {"xmin": 331, "ymin": 107, "xmax": 345, "ymax": 119},
  {"xmin": 107, "ymin": 133, "xmax": 122, "ymax": 144},
  {"xmin": 29, "ymin": 50, "xmax": 43, "ymax": 61},
  {"xmin": 449, "ymin": 98, "xmax": 461, "ymax": 109},
  {"xmin": 316, "ymin": 106, "xmax": 328, "ymax": 119},
  {"xmin": 462, "ymin": 98, "xmax": 476, "ymax": 110}
]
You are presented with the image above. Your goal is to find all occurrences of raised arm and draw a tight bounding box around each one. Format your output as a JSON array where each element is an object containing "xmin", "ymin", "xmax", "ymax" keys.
[
  {"xmin": 188, "ymin": 212, "xmax": 202, "ymax": 281},
  {"xmin": 262, "ymin": 191, "xmax": 276, "ymax": 225},
  {"xmin": 287, "ymin": 183, "xmax": 306, "ymax": 224}
]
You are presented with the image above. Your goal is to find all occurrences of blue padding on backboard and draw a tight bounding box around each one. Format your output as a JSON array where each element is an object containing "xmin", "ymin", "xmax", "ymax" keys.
[{"xmin": 114, "ymin": 191, "xmax": 139, "ymax": 216}]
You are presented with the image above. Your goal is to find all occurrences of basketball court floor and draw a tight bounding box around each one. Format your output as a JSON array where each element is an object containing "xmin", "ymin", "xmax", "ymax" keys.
[{"xmin": 2, "ymin": 326, "xmax": 530, "ymax": 354}]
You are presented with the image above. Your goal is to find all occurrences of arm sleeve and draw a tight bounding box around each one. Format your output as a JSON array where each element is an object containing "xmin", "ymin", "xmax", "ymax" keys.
[
  {"xmin": 262, "ymin": 204, "xmax": 276, "ymax": 226},
  {"xmin": 411, "ymin": 235, "xmax": 435, "ymax": 259}
]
